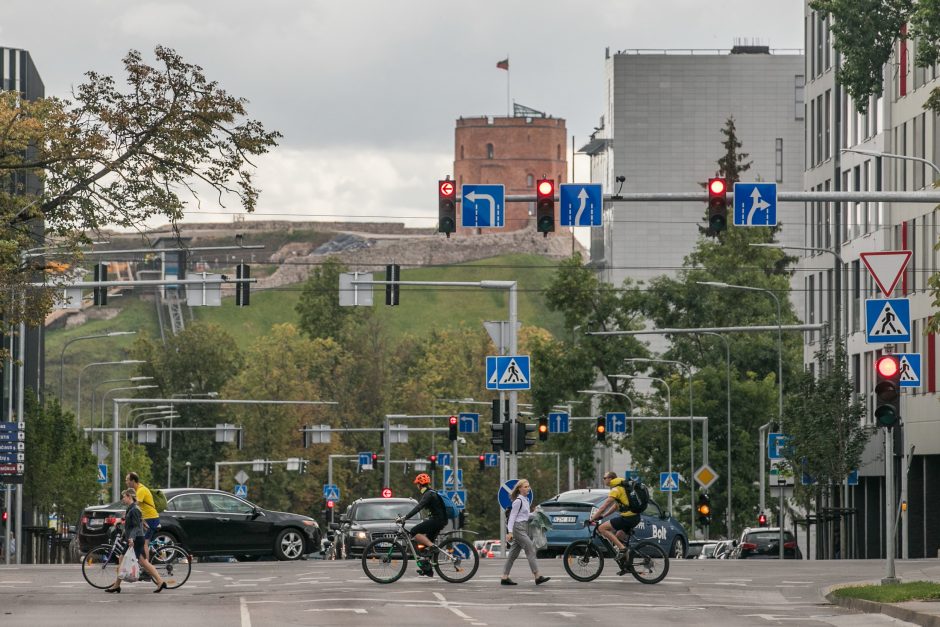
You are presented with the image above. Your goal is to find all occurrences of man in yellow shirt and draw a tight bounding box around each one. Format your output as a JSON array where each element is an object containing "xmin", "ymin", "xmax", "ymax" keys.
[
  {"xmin": 587, "ymin": 471, "xmax": 642, "ymax": 574},
  {"xmin": 126, "ymin": 472, "xmax": 160, "ymax": 561}
]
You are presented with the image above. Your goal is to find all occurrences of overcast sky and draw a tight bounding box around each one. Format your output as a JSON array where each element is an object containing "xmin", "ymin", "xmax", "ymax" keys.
[{"xmin": 3, "ymin": 1, "xmax": 804, "ymax": 229}]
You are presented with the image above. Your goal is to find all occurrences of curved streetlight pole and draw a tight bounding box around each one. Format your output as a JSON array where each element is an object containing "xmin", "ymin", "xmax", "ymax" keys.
[
  {"xmin": 76, "ymin": 360, "xmax": 146, "ymax": 428},
  {"xmin": 59, "ymin": 331, "xmax": 136, "ymax": 403},
  {"xmin": 92, "ymin": 377, "xmax": 153, "ymax": 423},
  {"xmin": 612, "ymin": 375, "xmax": 672, "ymax": 513},
  {"xmin": 100, "ymin": 385, "xmax": 158, "ymax": 441},
  {"xmin": 696, "ymin": 331, "xmax": 732, "ymax": 538}
]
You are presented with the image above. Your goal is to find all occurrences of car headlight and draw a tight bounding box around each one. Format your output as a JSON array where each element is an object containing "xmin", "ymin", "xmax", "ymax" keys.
[{"xmin": 354, "ymin": 531, "xmax": 367, "ymax": 540}]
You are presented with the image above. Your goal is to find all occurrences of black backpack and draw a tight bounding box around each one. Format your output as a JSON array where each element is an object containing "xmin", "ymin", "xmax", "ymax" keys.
[{"xmin": 615, "ymin": 479, "xmax": 649, "ymax": 514}]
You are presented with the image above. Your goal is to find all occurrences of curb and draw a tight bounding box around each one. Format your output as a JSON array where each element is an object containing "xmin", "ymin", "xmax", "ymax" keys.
[{"xmin": 826, "ymin": 587, "xmax": 940, "ymax": 627}]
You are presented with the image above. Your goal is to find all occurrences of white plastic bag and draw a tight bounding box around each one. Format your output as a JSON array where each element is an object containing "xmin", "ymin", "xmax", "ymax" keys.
[{"xmin": 118, "ymin": 549, "xmax": 140, "ymax": 582}]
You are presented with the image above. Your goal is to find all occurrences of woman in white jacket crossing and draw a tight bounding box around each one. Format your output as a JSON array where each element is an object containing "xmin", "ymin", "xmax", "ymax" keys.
[{"xmin": 500, "ymin": 479, "xmax": 550, "ymax": 586}]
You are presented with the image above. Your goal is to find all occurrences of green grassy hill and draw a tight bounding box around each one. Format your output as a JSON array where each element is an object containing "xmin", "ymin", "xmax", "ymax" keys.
[{"xmin": 46, "ymin": 253, "xmax": 567, "ymax": 410}]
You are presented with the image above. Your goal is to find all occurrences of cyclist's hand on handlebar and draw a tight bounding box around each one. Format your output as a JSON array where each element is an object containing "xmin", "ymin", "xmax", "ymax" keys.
[
  {"xmin": 583, "ymin": 519, "xmax": 596, "ymax": 527},
  {"xmin": 395, "ymin": 516, "xmax": 404, "ymax": 525}
]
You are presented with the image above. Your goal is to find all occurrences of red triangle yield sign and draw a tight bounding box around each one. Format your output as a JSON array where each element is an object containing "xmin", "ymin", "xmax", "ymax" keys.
[{"xmin": 860, "ymin": 250, "xmax": 912, "ymax": 297}]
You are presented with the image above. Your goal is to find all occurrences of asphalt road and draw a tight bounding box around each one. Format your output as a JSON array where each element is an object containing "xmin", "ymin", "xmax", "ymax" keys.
[{"xmin": 1, "ymin": 557, "xmax": 937, "ymax": 626}]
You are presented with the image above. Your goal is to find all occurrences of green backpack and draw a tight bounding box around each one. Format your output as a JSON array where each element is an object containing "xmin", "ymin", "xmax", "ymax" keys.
[{"xmin": 152, "ymin": 489, "xmax": 168, "ymax": 514}]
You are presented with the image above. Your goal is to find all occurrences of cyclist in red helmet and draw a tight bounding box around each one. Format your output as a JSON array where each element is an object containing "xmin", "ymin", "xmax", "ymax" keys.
[{"xmin": 397, "ymin": 473, "xmax": 448, "ymax": 577}]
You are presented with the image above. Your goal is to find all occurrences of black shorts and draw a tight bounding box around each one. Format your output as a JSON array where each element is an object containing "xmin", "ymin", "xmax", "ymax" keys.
[
  {"xmin": 609, "ymin": 515, "xmax": 641, "ymax": 534},
  {"xmin": 132, "ymin": 536, "xmax": 146, "ymax": 559},
  {"xmin": 409, "ymin": 519, "xmax": 447, "ymax": 541}
]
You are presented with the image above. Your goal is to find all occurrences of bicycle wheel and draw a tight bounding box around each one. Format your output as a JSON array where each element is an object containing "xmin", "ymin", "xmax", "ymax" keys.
[
  {"xmin": 150, "ymin": 545, "xmax": 192, "ymax": 589},
  {"xmin": 361, "ymin": 539, "xmax": 408, "ymax": 584},
  {"xmin": 432, "ymin": 537, "xmax": 479, "ymax": 583},
  {"xmin": 628, "ymin": 541, "xmax": 669, "ymax": 584},
  {"xmin": 562, "ymin": 540, "xmax": 604, "ymax": 582},
  {"xmin": 82, "ymin": 545, "xmax": 120, "ymax": 589}
]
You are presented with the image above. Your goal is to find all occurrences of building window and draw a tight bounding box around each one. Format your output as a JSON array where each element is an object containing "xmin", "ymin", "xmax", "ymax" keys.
[
  {"xmin": 487, "ymin": 143, "xmax": 494, "ymax": 159},
  {"xmin": 460, "ymin": 145, "xmax": 464, "ymax": 159},
  {"xmin": 526, "ymin": 174, "xmax": 534, "ymax": 188},
  {"xmin": 794, "ymin": 75, "xmax": 805, "ymax": 121},
  {"xmin": 775, "ymin": 138, "xmax": 784, "ymax": 183},
  {"xmin": 824, "ymin": 89, "xmax": 831, "ymax": 161}
]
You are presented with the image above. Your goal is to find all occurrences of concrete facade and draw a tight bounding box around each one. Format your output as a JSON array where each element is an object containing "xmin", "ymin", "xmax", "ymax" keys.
[{"xmin": 453, "ymin": 116, "xmax": 567, "ymax": 235}]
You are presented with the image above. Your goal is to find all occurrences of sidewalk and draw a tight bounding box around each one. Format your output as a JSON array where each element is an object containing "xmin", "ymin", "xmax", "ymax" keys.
[{"xmin": 827, "ymin": 587, "xmax": 940, "ymax": 626}]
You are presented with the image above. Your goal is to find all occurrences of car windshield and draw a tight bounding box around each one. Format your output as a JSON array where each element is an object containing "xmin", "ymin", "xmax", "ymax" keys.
[
  {"xmin": 353, "ymin": 502, "xmax": 414, "ymax": 520},
  {"xmin": 745, "ymin": 530, "xmax": 795, "ymax": 545}
]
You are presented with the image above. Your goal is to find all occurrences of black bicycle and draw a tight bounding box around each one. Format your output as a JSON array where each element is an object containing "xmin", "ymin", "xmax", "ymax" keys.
[
  {"xmin": 81, "ymin": 524, "xmax": 192, "ymax": 590},
  {"xmin": 562, "ymin": 520, "xmax": 669, "ymax": 584},
  {"xmin": 361, "ymin": 520, "xmax": 479, "ymax": 584}
]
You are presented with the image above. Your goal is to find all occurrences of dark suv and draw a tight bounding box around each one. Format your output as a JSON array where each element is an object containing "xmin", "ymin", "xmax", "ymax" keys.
[
  {"xmin": 337, "ymin": 497, "xmax": 421, "ymax": 557},
  {"xmin": 732, "ymin": 527, "xmax": 802, "ymax": 559},
  {"xmin": 78, "ymin": 488, "xmax": 320, "ymax": 561}
]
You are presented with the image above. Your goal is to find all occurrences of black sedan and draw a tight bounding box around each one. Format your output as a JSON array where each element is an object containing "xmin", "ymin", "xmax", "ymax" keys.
[
  {"xmin": 336, "ymin": 497, "xmax": 421, "ymax": 557},
  {"xmin": 78, "ymin": 488, "xmax": 320, "ymax": 561}
]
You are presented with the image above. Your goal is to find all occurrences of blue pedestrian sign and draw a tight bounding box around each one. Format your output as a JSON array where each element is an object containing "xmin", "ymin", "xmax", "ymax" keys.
[
  {"xmin": 462, "ymin": 184, "xmax": 505, "ymax": 228},
  {"xmin": 442, "ymin": 489, "xmax": 466, "ymax": 510},
  {"xmin": 485, "ymin": 355, "xmax": 531, "ymax": 390},
  {"xmin": 234, "ymin": 484, "xmax": 248, "ymax": 498},
  {"xmin": 897, "ymin": 353, "xmax": 921, "ymax": 388},
  {"xmin": 559, "ymin": 183, "xmax": 603, "ymax": 227},
  {"xmin": 444, "ymin": 469, "xmax": 464, "ymax": 488},
  {"xmin": 437, "ymin": 453, "xmax": 452, "ymax": 468},
  {"xmin": 484, "ymin": 453, "xmax": 499, "ymax": 468},
  {"xmin": 458, "ymin": 412, "xmax": 479, "ymax": 433},
  {"xmin": 866, "ymin": 298, "xmax": 911, "ymax": 344},
  {"xmin": 548, "ymin": 412, "xmax": 569, "ymax": 433},
  {"xmin": 358, "ymin": 452, "xmax": 374, "ymax": 468},
  {"xmin": 768, "ymin": 433, "xmax": 791, "ymax": 460},
  {"xmin": 659, "ymin": 472, "xmax": 680, "ymax": 492},
  {"xmin": 733, "ymin": 182, "xmax": 777, "ymax": 226},
  {"xmin": 322, "ymin": 484, "xmax": 340, "ymax": 501},
  {"xmin": 605, "ymin": 412, "xmax": 627, "ymax": 434},
  {"xmin": 498, "ymin": 479, "xmax": 535, "ymax": 510},
  {"xmin": 97, "ymin": 464, "xmax": 108, "ymax": 484}
]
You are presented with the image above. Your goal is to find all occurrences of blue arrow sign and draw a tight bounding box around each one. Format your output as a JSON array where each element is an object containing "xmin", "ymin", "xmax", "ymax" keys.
[
  {"xmin": 461, "ymin": 184, "xmax": 505, "ymax": 228},
  {"xmin": 659, "ymin": 472, "xmax": 680, "ymax": 492},
  {"xmin": 358, "ymin": 452, "xmax": 373, "ymax": 467},
  {"xmin": 866, "ymin": 298, "xmax": 911, "ymax": 344},
  {"xmin": 548, "ymin": 412, "xmax": 569, "ymax": 433},
  {"xmin": 444, "ymin": 469, "xmax": 464, "ymax": 488},
  {"xmin": 458, "ymin": 412, "xmax": 479, "ymax": 433},
  {"xmin": 767, "ymin": 433, "xmax": 791, "ymax": 460},
  {"xmin": 97, "ymin": 464, "xmax": 108, "ymax": 484},
  {"xmin": 485, "ymin": 355, "xmax": 531, "ymax": 390},
  {"xmin": 442, "ymin": 490, "xmax": 467, "ymax": 510},
  {"xmin": 897, "ymin": 353, "xmax": 921, "ymax": 388},
  {"xmin": 234, "ymin": 484, "xmax": 248, "ymax": 498},
  {"xmin": 847, "ymin": 470, "xmax": 859, "ymax": 486},
  {"xmin": 484, "ymin": 453, "xmax": 499, "ymax": 468},
  {"xmin": 437, "ymin": 453, "xmax": 452, "ymax": 468},
  {"xmin": 559, "ymin": 183, "xmax": 603, "ymax": 226},
  {"xmin": 498, "ymin": 479, "xmax": 534, "ymax": 510},
  {"xmin": 733, "ymin": 182, "xmax": 777, "ymax": 226},
  {"xmin": 606, "ymin": 412, "xmax": 627, "ymax": 434}
]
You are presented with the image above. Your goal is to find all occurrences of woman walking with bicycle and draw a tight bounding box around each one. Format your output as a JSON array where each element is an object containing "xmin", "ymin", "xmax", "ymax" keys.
[
  {"xmin": 500, "ymin": 479, "xmax": 550, "ymax": 586},
  {"xmin": 104, "ymin": 489, "xmax": 167, "ymax": 593}
]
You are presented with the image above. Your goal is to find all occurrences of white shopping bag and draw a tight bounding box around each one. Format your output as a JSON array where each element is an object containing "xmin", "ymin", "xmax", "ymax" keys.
[{"xmin": 118, "ymin": 549, "xmax": 140, "ymax": 582}]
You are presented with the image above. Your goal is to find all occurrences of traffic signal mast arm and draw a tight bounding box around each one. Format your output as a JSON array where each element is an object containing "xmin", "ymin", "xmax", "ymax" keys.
[{"xmin": 488, "ymin": 190, "xmax": 940, "ymax": 203}]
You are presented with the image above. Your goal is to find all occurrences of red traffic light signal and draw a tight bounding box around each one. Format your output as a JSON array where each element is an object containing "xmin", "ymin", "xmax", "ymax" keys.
[
  {"xmin": 381, "ymin": 487, "xmax": 393, "ymax": 499},
  {"xmin": 428, "ymin": 454, "xmax": 437, "ymax": 470},
  {"xmin": 875, "ymin": 355, "xmax": 902, "ymax": 428},
  {"xmin": 536, "ymin": 178, "xmax": 555, "ymax": 235},
  {"xmin": 1, "ymin": 510, "xmax": 6, "ymax": 523},
  {"xmin": 326, "ymin": 500, "xmax": 335, "ymax": 509},
  {"xmin": 758, "ymin": 512, "xmax": 767, "ymax": 527},
  {"xmin": 448, "ymin": 415, "xmax": 458, "ymax": 441},
  {"xmin": 371, "ymin": 453, "xmax": 378, "ymax": 462},
  {"xmin": 707, "ymin": 177, "xmax": 728, "ymax": 233},
  {"xmin": 595, "ymin": 416, "xmax": 606, "ymax": 442},
  {"xmin": 438, "ymin": 179, "xmax": 457, "ymax": 236}
]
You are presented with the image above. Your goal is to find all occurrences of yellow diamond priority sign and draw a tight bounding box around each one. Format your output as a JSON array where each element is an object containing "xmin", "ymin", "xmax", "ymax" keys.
[{"xmin": 694, "ymin": 464, "xmax": 718, "ymax": 489}]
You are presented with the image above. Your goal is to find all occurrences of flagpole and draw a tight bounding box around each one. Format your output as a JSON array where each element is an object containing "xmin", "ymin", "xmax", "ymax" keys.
[{"xmin": 506, "ymin": 60, "xmax": 510, "ymax": 116}]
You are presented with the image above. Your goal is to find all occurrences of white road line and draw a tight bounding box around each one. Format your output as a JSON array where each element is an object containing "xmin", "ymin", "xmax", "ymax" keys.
[
  {"xmin": 240, "ymin": 596, "xmax": 251, "ymax": 627},
  {"xmin": 303, "ymin": 609, "xmax": 367, "ymax": 614}
]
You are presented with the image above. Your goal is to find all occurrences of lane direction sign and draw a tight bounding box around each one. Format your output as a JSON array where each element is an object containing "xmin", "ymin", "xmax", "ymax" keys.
[
  {"xmin": 559, "ymin": 183, "xmax": 603, "ymax": 226},
  {"xmin": 458, "ymin": 412, "xmax": 479, "ymax": 434},
  {"xmin": 548, "ymin": 412, "xmax": 569, "ymax": 433},
  {"xmin": 860, "ymin": 250, "xmax": 912, "ymax": 297},
  {"xmin": 605, "ymin": 412, "xmax": 627, "ymax": 434},
  {"xmin": 865, "ymin": 298, "xmax": 911, "ymax": 344},
  {"xmin": 462, "ymin": 184, "xmax": 505, "ymax": 228},
  {"xmin": 733, "ymin": 182, "xmax": 777, "ymax": 226},
  {"xmin": 897, "ymin": 353, "xmax": 922, "ymax": 388},
  {"xmin": 437, "ymin": 453, "xmax": 452, "ymax": 468},
  {"xmin": 484, "ymin": 453, "xmax": 498, "ymax": 467}
]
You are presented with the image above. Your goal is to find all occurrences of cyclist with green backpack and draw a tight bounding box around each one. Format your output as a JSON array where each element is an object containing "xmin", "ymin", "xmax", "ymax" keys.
[
  {"xmin": 397, "ymin": 473, "xmax": 448, "ymax": 577},
  {"xmin": 588, "ymin": 471, "xmax": 646, "ymax": 575}
]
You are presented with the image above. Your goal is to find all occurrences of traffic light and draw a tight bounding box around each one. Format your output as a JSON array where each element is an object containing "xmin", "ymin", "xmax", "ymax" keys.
[
  {"xmin": 1, "ymin": 510, "xmax": 6, "ymax": 523},
  {"xmin": 381, "ymin": 487, "xmax": 393, "ymax": 498},
  {"xmin": 536, "ymin": 178, "xmax": 555, "ymax": 235},
  {"xmin": 696, "ymin": 493, "xmax": 711, "ymax": 527},
  {"xmin": 235, "ymin": 263, "xmax": 251, "ymax": 306},
  {"xmin": 491, "ymin": 422, "xmax": 508, "ymax": 452},
  {"xmin": 874, "ymin": 354, "xmax": 902, "ymax": 428},
  {"xmin": 478, "ymin": 454, "xmax": 486, "ymax": 470},
  {"xmin": 300, "ymin": 460, "xmax": 308, "ymax": 474},
  {"xmin": 371, "ymin": 453, "xmax": 378, "ymax": 465},
  {"xmin": 757, "ymin": 512, "xmax": 767, "ymax": 527},
  {"xmin": 707, "ymin": 177, "xmax": 728, "ymax": 233},
  {"xmin": 93, "ymin": 263, "xmax": 108, "ymax": 306},
  {"xmin": 595, "ymin": 416, "xmax": 606, "ymax": 442},
  {"xmin": 448, "ymin": 415, "xmax": 458, "ymax": 441},
  {"xmin": 538, "ymin": 416, "xmax": 549, "ymax": 441},
  {"xmin": 438, "ymin": 179, "xmax": 457, "ymax": 236},
  {"xmin": 428, "ymin": 454, "xmax": 437, "ymax": 471},
  {"xmin": 514, "ymin": 420, "xmax": 537, "ymax": 453},
  {"xmin": 265, "ymin": 462, "xmax": 273, "ymax": 476},
  {"xmin": 385, "ymin": 264, "xmax": 400, "ymax": 306}
]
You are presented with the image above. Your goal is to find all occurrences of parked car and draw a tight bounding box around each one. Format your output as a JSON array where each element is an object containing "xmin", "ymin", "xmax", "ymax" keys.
[
  {"xmin": 78, "ymin": 488, "xmax": 321, "ymax": 561},
  {"xmin": 686, "ymin": 540, "xmax": 711, "ymax": 559},
  {"xmin": 537, "ymin": 488, "xmax": 689, "ymax": 558},
  {"xmin": 480, "ymin": 539, "xmax": 501, "ymax": 558},
  {"xmin": 732, "ymin": 527, "xmax": 802, "ymax": 559},
  {"xmin": 335, "ymin": 497, "xmax": 421, "ymax": 557}
]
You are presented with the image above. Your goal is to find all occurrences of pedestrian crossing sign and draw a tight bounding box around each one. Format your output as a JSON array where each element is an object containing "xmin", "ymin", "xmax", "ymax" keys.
[
  {"xmin": 659, "ymin": 472, "xmax": 680, "ymax": 492},
  {"xmin": 865, "ymin": 298, "xmax": 911, "ymax": 344},
  {"xmin": 896, "ymin": 353, "xmax": 922, "ymax": 388},
  {"xmin": 485, "ymin": 355, "xmax": 531, "ymax": 390}
]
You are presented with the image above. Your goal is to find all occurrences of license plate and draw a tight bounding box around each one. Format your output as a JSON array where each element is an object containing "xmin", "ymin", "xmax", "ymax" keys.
[
  {"xmin": 87, "ymin": 519, "xmax": 103, "ymax": 529},
  {"xmin": 552, "ymin": 516, "xmax": 577, "ymax": 524}
]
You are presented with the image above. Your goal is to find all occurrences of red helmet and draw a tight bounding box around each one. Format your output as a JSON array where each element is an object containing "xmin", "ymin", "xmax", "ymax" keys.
[{"xmin": 413, "ymin": 473, "xmax": 431, "ymax": 486}]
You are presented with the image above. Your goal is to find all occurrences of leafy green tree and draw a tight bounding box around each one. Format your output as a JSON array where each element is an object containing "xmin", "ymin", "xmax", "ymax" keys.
[
  {"xmin": 296, "ymin": 257, "xmax": 367, "ymax": 340},
  {"xmin": 0, "ymin": 45, "xmax": 280, "ymax": 340}
]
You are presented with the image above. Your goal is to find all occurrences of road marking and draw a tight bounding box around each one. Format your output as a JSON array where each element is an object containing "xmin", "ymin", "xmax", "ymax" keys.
[
  {"xmin": 303, "ymin": 609, "xmax": 367, "ymax": 614},
  {"xmin": 544, "ymin": 611, "xmax": 578, "ymax": 617},
  {"xmin": 240, "ymin": 596, "xmax": 251, "ymax": 627},
  {"xmin": 433, "ymin": 592, "xmax": 475, "ymax": 621}
]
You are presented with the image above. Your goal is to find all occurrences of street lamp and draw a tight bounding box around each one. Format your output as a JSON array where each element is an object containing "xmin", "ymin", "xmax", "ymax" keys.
[
  {"xmin": 76, "ymin": 360, "xmax": 146, "ymax": 427},
  {"xmin": 840, "ymin": 147, "xmax": 940, "ymax": 178},
  {"xmin": 695, "ymin": 331, "xmax": 733, "ymax": 539},
  {"xmin": 92, "ymin": 377, "xmax": 153, "ymax": 422},
  {"xmin": 58, "ymin": 331, "xmax": 136, "ymax": 402},
  {"xmin": 100, "ymin": 385, "xmax": 158, "ymax": 438},
  {"xmin": 612, "ymin": 374, "xmax": 673, "ymax": 513},
  {"xmin": 577, "ymin": 389, "xmax": 635, "ymax": 433}
]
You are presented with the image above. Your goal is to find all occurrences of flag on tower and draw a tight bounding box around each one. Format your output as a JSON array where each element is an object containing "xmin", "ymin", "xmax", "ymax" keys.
[{"xmin": 496, "ymin": 58, "xmax": 509, "ymax": 71}]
